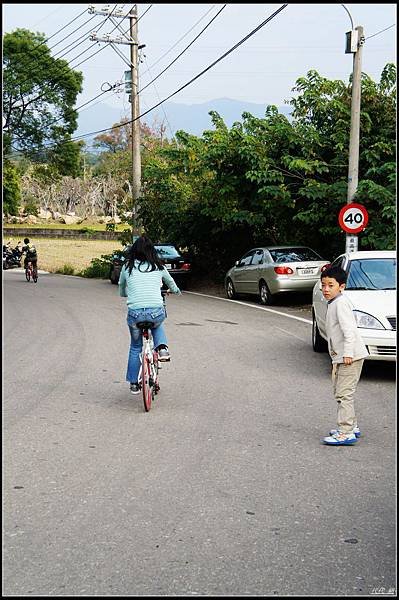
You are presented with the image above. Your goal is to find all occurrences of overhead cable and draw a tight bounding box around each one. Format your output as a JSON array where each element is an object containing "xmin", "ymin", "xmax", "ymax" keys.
[{"xmin": 138, "ymin": 4, "xmax": 227, "ymax": 95}]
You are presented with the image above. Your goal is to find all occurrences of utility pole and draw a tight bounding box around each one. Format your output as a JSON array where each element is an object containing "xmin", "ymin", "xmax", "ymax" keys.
[
  {"xmin": 89, "ymin": 4, "xmax": 142, "ymax": 231},
  {"xmin": 130, "ymin": 5, "xmax": 141, "ymax": 212},
  {"xmin": 345, "ymin": 25, "xmax": 365, "ymax": 253}
]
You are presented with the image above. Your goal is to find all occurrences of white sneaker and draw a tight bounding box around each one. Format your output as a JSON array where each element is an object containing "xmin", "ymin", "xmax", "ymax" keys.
[
  {"xmin": 329, "ymin": 426, "xmax": 361, "ymax": 438},
  {"xmin": 323, "ymin": 432, "xmax": 358, "ymax": 445}
]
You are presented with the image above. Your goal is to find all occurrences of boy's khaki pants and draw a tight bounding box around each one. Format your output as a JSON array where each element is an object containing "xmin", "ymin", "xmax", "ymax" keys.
[{"xmin": 332, "ymin": 359, "xmax": 364, "ymax": 434}]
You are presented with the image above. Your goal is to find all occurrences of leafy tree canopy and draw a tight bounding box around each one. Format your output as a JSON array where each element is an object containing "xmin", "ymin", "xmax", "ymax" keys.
[{"xmin": 3, "ymin": 28, "xmax": 83, "ymax": 174}]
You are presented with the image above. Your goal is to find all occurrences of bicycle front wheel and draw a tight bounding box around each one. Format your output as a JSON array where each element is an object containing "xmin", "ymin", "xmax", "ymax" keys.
[
  {"xmin": 33, "ymin": 268, "xmax": 38, "ymax": 283},
  {"xmin": 25, "ymin": 268, "xmax": 31, "ymax": 282},
  {"xmin": 142, "ymin": 354, "xmax": 153, "ymax": 412}
]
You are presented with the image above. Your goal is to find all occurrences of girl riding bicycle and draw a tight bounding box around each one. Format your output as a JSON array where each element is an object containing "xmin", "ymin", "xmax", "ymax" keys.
[{"xmin": 118, "ymin": 235, "xmax": 181, "ymax": 395}]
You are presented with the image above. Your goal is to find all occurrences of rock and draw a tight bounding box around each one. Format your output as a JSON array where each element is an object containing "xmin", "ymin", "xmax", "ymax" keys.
[{"xmin": 38, "ymin": 208, "xmax": 52, "ymax": 220}]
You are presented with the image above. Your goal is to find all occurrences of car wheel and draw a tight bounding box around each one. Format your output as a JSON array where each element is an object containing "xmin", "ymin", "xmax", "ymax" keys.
[
  {"xmin": 259, "ymin": 280, "xmax": 273, "ymax": 305},
  {"xmin": 226, "ymin": 278, "xmax": 237, "ymax": 299},
  {"xmin": 312, "ymin": 309, "xmax": 328, "ymax": 352}
]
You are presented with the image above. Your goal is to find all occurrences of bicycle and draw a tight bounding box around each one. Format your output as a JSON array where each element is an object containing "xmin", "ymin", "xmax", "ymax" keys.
[
  {"xmin": 137, "ymin": 321, "xmax": 160, "ymax": 412},
  {"xmin": 25, "ymin": 260, "xmax": 38, "ymax": 283},
  {"xmin": 137, "ymin": 291, "xmax": 168, "ymax": 412}
]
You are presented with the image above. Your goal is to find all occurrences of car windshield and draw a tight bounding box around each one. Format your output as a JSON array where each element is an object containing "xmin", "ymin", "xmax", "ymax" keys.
[
  {"xmin": 155, "ymin": 245, "xmax": 180, "ymax": 259},
  {"xmin": 269, "ymin": 247, "xmax": 324, "ymax": 263},
  {"xmin": 346, "ymin": 258, "xmax": 396, "ymax": 290}
]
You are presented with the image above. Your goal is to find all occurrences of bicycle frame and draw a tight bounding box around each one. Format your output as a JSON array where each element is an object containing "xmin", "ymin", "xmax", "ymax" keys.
[{"xmin": 137, "ymin": 327, "xmax": 160, "ymax": 412}]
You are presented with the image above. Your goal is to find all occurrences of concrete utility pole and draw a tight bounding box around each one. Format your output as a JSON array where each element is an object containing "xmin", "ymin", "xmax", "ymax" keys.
[
  {"xmin": 130, "ymin": 5, "xmax": 141, "ymax": 208},
  {"xmin": 345, "ymin": 25, "xmax": 365, "ymax": 253},
  {"xmin": 89, "ymin": 4, "xmax": 142, "ymax": 229}
]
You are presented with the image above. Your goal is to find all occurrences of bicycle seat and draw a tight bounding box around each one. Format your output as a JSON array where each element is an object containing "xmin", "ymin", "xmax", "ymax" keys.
[{"xmin": 136, "ymin": 321, "xmax": 155, "ymax": 330}]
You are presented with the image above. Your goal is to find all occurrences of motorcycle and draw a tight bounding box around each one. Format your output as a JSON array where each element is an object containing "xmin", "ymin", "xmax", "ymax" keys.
[{"xmin": 3, "ymin": 243, "xmax": 23, "ymax": 270}]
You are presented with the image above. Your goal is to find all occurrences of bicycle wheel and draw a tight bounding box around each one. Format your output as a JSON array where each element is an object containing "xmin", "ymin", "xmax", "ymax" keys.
[
  {"xmin": 33, "ymin": 268, "xmax": 38, "ymax": 283},
  {"xmin": 25, "ymin": 268, "xmax": 31, "ymax": 282},
  {"xmin": 153, "ymin": 350, "xmax": 160, "ymax": 394},
  {"xmin": 142, "ymin": 352, "xmax": 153, "ymax": 412}
]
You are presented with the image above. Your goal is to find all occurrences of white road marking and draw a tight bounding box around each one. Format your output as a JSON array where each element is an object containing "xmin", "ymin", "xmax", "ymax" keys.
[
  {"xmin": 183, "ymin": 291, "xmax": 312, "ymax": 324},
  {"xmin": 274, "ymin": 326, "xmax": 307, "ymax": 341}
]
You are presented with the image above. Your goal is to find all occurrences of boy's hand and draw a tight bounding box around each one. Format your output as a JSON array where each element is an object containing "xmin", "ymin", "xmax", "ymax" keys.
[{"xmin": 343, "ymin": 356, "xmax": 353, "ymax": 365}]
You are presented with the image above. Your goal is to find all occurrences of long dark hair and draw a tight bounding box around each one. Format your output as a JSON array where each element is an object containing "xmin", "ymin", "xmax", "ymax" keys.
[{"xmin": 124, "ymin": 235, "xmax": 164, "ymax": 274}]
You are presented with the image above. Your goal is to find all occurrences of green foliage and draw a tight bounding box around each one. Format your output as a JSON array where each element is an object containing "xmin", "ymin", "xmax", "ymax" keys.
[
  {"xmin": 80, "ymin": 254, "xmax": 114, "ymax": 278},
  {"xmin": 3, "ymin": 28, "xmax": 83, "ymax": 172},
  {"xmin": 56, "ymin": 264, "xmax": 75, "ymax": 275},
  {"xmin": 23, "ymin": 194, "xmax": 39, "ymax": 216},
  {"xmin": 3, "ymin": 161, "xmax": 21, "ymax": 215},
  {"xmin": 136, "ymin": 65, "xmax": 396, "ymax": 276}
]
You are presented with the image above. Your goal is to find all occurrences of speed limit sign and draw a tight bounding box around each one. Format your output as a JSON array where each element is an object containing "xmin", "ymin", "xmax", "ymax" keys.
[{"xmin": 338, "ymin": 203, "xmax": 369, "ymax": 234}]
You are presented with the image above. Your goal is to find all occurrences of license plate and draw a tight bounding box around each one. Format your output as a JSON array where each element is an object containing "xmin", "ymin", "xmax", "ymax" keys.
[
  {"xmin": 165, "ymin": 264, "xmax": 172, "ymax": 270},
  {"xmin": 298, "ymin": 268, "xmax": 316, "ymax": 275}
]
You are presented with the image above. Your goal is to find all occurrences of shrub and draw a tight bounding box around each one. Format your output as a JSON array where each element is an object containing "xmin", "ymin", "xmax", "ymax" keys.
[
  {"xmin": 23, "ymin": 196, "xmax": 39, "ymax": 216},
  {"xmin": 79, "ymin": 253, "xmax": 113, "ymax": 278},
  {"xmin": 56, "ymin": 263, "xmax": 75, "ymax": 275}
]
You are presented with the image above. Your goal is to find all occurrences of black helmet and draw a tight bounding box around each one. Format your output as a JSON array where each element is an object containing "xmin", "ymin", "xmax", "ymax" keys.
[{"xmin": 24, "ymin": 238, "xmax": 30, "ymax": 244}]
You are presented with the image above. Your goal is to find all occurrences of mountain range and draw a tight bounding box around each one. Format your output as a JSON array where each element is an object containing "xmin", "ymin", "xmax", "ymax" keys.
[{"xmin": 77, "ymin": 97, "xmax": 292, "ymax": 147}]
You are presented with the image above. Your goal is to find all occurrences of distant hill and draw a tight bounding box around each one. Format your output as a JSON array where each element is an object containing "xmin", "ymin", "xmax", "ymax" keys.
[{"xmin": 77, "ymin": 98, "xmax": 292, "ymax": 147}]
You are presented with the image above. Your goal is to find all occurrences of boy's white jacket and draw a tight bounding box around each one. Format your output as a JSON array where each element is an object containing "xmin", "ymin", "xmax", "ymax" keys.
[{"xmin": 326, "ymin": 293, "xmax": 369, "ymax": 363}]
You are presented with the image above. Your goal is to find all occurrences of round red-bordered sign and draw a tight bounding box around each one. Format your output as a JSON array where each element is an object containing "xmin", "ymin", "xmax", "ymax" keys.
[{"xmin": 338, "ymin": 203, "xmax": 369, "ymax": 234}]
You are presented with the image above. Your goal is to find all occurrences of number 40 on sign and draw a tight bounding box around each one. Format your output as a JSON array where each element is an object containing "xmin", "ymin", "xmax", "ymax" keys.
[{"xmin": 338, "ymin": 202, "xmax": 369, "ymax": 234}]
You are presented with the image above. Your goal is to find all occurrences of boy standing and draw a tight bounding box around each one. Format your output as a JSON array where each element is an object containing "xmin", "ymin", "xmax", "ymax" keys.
[{"xmin": 321, "ymin": 265, "xmax": 368, "ymax": 446}]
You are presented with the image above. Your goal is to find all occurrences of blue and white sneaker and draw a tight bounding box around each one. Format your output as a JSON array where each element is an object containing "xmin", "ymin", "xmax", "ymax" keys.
[
  {"xmin": 323, "ymin": 431, "xmax": 358, "ymax": 445},
  {"xmin": 329, "ymin": 426, "xmax": 361, "ymax": 438}
]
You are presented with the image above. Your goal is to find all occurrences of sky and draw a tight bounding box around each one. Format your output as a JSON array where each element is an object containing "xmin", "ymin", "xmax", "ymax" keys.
[{"xmin": 3, "ymin": 3, "xmax": 397, "ymax": 128}]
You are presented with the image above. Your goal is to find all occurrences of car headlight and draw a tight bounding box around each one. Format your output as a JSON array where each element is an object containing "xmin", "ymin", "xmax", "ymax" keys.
[{"xmin": 353, "ymin": 311, "xmax": 385, "ymax": 329}]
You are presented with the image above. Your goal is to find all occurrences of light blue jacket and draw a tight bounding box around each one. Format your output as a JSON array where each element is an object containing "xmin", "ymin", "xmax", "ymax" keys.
[{"xmin": 118, "ymin": 261, "xmax": 180, "ymax": 309}]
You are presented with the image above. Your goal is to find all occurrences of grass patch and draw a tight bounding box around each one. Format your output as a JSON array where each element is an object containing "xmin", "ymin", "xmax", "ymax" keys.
[
  {"xmin": 3, "ymin": 221, "xmax": 130, "ymax": 231},
  {"xmin": 55, "ymin": 264, "xmax": 75, "ymax": 275},
  {"xmin": 5, "ymin": 236, "xmax": 122, "ymax": 275}
]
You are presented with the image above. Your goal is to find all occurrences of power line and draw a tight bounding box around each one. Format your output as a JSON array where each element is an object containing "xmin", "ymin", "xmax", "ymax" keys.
[
  {"xmin": 4, "ymin": 6, "xmax": 128, "ymax": 120},
  {"xmin": 365, "ymin": 23, "xmax": 395, "ymax": 40},
  {"xmin": 142, "ymin": 55, "xmax": 175, "ymax": 141},
  {"xmin": 140, "ymin": 4, "xmax": 218, "ymax": 77},
  {"xmin": 75, "ymin": 4, "xmax": 289, "ymax": 141},
  {"xmin": 138, "ymin": 5, "xmax": 227, "ymax": 95},
  {"xmin": 6, "ymin": 4, "xmax": 289, "ymax": 157}
]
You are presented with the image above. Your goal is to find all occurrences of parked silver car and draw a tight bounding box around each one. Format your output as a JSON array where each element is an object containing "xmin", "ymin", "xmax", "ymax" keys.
[{"xmin": 225, "ymin": 246, "xmax": 328, "ymax": 305}]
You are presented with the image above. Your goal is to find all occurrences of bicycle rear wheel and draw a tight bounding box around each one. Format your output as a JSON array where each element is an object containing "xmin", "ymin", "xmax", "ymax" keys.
[
  {"xmin": 153, "ymin": 350, "xmax": 160, "ymax": 394},
  {"xmin": 25, "ymin": 268, "xmax": 31, "ymax": 282},
  {"xmin": 142, "ymin": 353, "xmax": 153, "ymax": 412},
  {"xmin": 33, "ymin": 268, "xmax": 38, "ymax": 283}
]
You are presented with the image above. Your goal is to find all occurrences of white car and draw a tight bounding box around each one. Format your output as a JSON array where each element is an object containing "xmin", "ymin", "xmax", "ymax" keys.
[{"xmin": 312, "ymin": 250, "xmax": 396, "ymax": 361}]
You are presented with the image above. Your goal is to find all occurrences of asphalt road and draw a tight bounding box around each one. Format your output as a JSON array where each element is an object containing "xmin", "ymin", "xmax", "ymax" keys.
[{"xmin": 3, "ymin": 270, "xmax": 396, "ymax": 597}]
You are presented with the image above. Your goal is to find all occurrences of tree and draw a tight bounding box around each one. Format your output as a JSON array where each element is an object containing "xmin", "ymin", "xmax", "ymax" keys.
[
  {"xmin": 3, "ymin": 161, "xmax": 21, "ymax": 216},
  {"xmin": 3, "ymin": 28, "xmax": 83, "ymax": 175},
  {"xmin": 136, "ymin": 65, "xmax": 396, "ymax": 277}
]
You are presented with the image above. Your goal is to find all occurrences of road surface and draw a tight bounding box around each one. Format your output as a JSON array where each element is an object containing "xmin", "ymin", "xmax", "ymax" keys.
[{"xmin": 3, "ymin": 271, "xmax": 396, "ymax": 596}]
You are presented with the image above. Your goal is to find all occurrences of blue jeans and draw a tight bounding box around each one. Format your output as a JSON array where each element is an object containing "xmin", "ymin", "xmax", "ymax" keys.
[{"xmin": 126, "ymin": 306, "xmax": 167, "ymax": 383}]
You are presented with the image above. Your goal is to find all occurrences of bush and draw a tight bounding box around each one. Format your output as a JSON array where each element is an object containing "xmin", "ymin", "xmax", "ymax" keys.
[
  {"xmin": 23, "ymin": 196, "xmax": 39, "ymax": 216},
  {"xmin": 56, "ymin": 263, "xmax": 75, "ymax": 275},
  {"xmin": 79, "ymin": 253, "xmax": 113, "ymax": 278}
]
